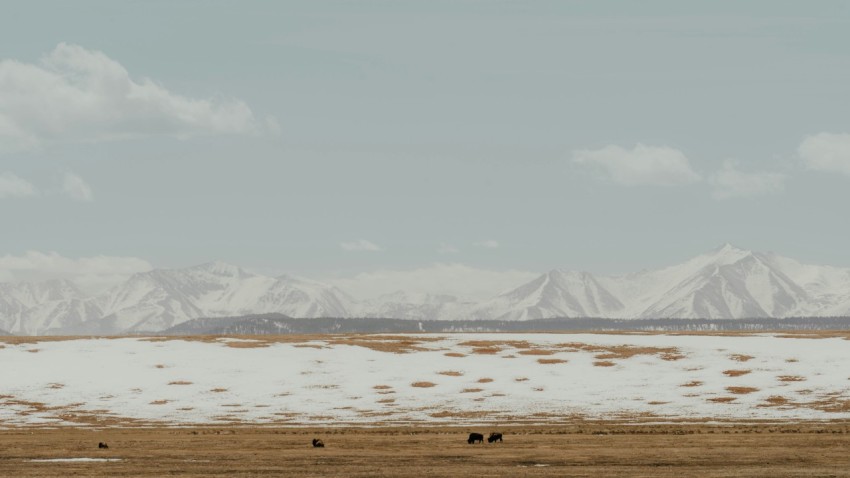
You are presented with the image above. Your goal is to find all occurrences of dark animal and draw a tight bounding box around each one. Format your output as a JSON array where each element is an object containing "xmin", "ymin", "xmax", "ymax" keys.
[
  {"xmin": 467, "ymin": 433, "xmax": 484, "ymax": 444},
  {"xmin": 312, "ymin": 438, "xmax": 325, "ymax": 448},
  {"xmin": 487, "ymin": 433, "xmax": 503, "ymax": 443},
  {"xmin": 98, "ymin": 442, "xmax": 109, "ymax": 449}
]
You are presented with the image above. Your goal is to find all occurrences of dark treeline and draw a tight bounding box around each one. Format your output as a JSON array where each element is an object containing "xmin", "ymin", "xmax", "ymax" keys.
[{"xmin": 162, "ymin": 314, "xmax": 850, "ymax": 335}]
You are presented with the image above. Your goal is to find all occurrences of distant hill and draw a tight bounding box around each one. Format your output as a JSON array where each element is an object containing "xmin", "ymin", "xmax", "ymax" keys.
[{"xmin": 162, "ymin": 315, "xmax": 850, "ymax": 335}]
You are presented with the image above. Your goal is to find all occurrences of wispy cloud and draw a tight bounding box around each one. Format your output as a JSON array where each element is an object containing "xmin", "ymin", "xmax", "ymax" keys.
[
  {"xmin": 799, "ymin": 132, "xmax": 850, "ymax": 176},
  {"xmin": 573, "ymin": 143, "xmax": 701, "ymax": 186},
  {"xmin": 709, "ymin": 160, "xmax": 786, "ymax": 200},
  {"xmin": 340, "ymin": 239, "xmax": 382, "ymax": 252},
  {"xmin": 0, "ymin": 172, "xmax": 37, "ymax": 198},
  {"xmin": 0, "ymin": 43, "xmax": 270, "ymax": 153},
  {"xmin": 473, "ymin": 240, "xmax": 499, "ymax": 249},
  {"xmin": 62, "ymin": 172, "xmax": 94, "ymax": 202}
]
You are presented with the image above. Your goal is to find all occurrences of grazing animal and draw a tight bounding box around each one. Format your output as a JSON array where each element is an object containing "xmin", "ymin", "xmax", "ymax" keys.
[
  {"xmin": 488, "ymin": 433, "xmax": 503, "ymax": 443},
  {"xmin": 312, "ymin": 438, "xmax": 325, "ymax": 448},
  {"xmin": 467, "ymin": 433, "xmax": 484, "ymax": 444},
  {"xmin": 98, "ymin": 442, "xmax": 109, "ymax": 449}
]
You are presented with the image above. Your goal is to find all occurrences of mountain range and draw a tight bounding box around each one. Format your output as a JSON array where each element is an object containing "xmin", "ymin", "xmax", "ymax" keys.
[{"xmin": 2, "ymin": 244, "xmax": 850, "ymax": 335}]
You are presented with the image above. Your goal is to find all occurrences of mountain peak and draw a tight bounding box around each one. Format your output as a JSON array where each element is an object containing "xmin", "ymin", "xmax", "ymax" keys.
[
  {"xmin": 705, "ymin": 243, "xmax": 754, "ymax": 265},
  {"xmin": 193, "ymin": 261, "xmax": 248, "ymax": 278}
]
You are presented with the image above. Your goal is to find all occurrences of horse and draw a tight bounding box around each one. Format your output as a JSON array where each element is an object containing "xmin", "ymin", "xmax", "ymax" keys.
[{"xmin": 467, "ymin": 433, "xmax": 484, "ymax": 444}]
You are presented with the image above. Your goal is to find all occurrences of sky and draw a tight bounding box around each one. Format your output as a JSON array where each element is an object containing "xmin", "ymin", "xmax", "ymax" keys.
[{"xmin": 1, "ymin": 1, "xmax": 850, "ymax": 298}]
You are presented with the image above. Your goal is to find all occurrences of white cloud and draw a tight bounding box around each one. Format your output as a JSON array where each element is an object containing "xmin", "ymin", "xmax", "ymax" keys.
[
  {"xmin": 799, "ymin": 132, "xmax": 850, "ymax": 176},
  {"xmin": 473, "ymin": 240, "xmax": 499, "ymax": 249},
  {"xmin": 709, "ymin": 161, "xmax": 787, "ymax": 200},
  {"xmin": 327, "ymin": 263, "xmax": 538, "ymax": 301},
  {"xmin": 0, "ymin": 43, "xmax": 267, "ymax": 152},
  {"xmin": 0, "ymin": 251, "xmax": 152, "ymax": 294},
  {"xmin": 0, "ymin": 172, "xmax": 37, "ymax": 198},
  {"xmin": 340, "ymin": 239, "xmax": 382, "ymax": 252},
  {"xmin": 62, "ymin": 172, "xmax": 93, "ymax": 202},
  {"xmin": 572, "ymin": 143, "xmax": 702, "ymax": 186},
  {"xmin": 437, "ymin": 243, "xmax": 459, "ymax": 254}
]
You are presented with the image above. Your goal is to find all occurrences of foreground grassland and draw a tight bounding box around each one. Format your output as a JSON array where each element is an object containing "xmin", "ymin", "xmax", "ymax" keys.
[{"xmin": 1, "ymin": 424, "xmax": 850, "ymax": 477}]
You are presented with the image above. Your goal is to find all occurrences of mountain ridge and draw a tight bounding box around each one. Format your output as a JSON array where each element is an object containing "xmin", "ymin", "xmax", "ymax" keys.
[{"xmin": 3, "ymin": 244, "xmax": 850, "ymax": 335}]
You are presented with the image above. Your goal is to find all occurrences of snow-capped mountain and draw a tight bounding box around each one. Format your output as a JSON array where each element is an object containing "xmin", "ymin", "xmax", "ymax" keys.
[
  {"xmin": 468, "ymin": 270, "xmax": 625, "ymax": 321},
  {"xmin": 91, "ymin": 261, "xmax": 354, "ymax": 333},
  {"xmin": 1, "ymin": 262, "xmax": 354, "ymax": 335},
  {"xmin": 2, "ymin": 244, "xmax": 850, "ymax": 335},
  {"xmin": 0, "ymin": 279, "xmax": 88, "ymax": 335}
]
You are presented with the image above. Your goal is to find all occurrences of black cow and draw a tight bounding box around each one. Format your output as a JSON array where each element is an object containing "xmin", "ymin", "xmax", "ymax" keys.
[
  {"xmin": 487, "ymin": 433, "xmax": 503, "ymax": 443},
  {"xmin": 98, "ymin": 442, "xmax": 109, "ymax": 449},
  {"xmin": 312, "ymin": 438, "xmax": 325, "ymax": 448},
  {"xmin": 467, "ymin": 433, "xmax": 484, "ymax": 444}
]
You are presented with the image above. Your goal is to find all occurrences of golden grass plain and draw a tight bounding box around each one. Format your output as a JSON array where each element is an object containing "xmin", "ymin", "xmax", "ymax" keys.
[{"xmin": 2, "ymin": 424, "xmax": 850, "ymax": 477}]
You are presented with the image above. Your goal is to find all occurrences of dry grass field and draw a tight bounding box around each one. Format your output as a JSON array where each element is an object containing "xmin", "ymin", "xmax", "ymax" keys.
[{"xmin": 2, "ymin": 423, "xmax": 850, "ymax": 477}]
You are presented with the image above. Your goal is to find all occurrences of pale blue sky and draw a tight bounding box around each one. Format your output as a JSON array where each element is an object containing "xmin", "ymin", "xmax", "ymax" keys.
[{"xmin": 1, "ymin": 1, "xmax": 850, "ymax": 287}]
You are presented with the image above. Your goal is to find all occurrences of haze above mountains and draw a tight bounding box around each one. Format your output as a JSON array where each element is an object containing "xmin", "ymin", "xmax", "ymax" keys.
[{"xmin": 2, "ymin": 244, "xmax": 850, "ymax": 335}]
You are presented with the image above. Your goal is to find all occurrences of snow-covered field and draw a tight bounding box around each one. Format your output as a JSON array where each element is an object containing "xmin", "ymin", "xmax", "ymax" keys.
[{"xmin": 2, "ymin": 333, "xmax": 849, "ymax": 427}]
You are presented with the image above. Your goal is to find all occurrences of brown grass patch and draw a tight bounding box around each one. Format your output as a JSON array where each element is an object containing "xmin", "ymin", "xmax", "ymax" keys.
[
  {"xmin": 444, "ymin": 352, "xmax": 465, "ymax": 358},
  {"xmin": 373, "ymin": 385, "xmax": 392, "ymax": 390},
  {"xmin": 377, "ymin": 398, "xmax": 395, "ymax": 404},
  {"xmin": 785, "ymin": 358, "xmax": 799, "ymax": 363},
  {"xmin": 411, "ymin": 381, "xmax": 436, "ymax": 388},
  {"xmin": 429, "ymin": 410, "xmax": 496, "ymax": 419},
  {"xmin": 149, "ymin": 400, "xmax": 170, "ymax": 405},
  {"xmin": 437, "ymin": 371, "xmax": 463, "ymax": 377},
  {"xmin": 168, "ymin": 381, "xmax": 193, "ymax": 386},
  {"xmin": 326, "ymin": 335, "xmax": 443, "ymax": 354},
  {"xmin": 762, "ymin": 396, "xmax": 790, "ymax": 407},
  {"xmin": 559, "ymin": 342, "xmax": 684, "ymax": 361},
  {"xmin": 680, "ymin": 381, "xmax": 703, "ymax": 388},
  {"xmin": 708, "ymin": 397, "xmax": 737, "ymax": 403},
  {"xmin": 515, "ymin": 377, "xmax": 529, "ymax": 382},
  {"xmin": 461, "ymin": 388, "xmax": 484, "ymax": 393},
  {"xmin": 647, "ymin": 401, "xmax": 669, "ymax": 405},
  {"xmin": 458, "ymin": 340, "xmax": 532, "ymax": 350},
  {"xmin": 723, "ymin": 369, "xmax": 751, "ymax": 377},
  {"xmin": 47, "ymin": 383, "xmax": 64, "ymax": 389},
  {"xmin": 470, "ymin": 347, "xmax": 500, "ymax": 355},
  {"xmin": 726, "ymin": 387, "xmax": 759, "ymax": 395},
  {"xmin": 778, "ymin": 375, "xmax": 806, "ymax": 382},
  {"xmin": 477, "ymin": 378, "xmax": 494, "ymax": 383},
  {"xmin": 210, "ymin": 388, "xmax": 228, "ymax": 393},
  {"xmin": 517, "ymin": 349, "xmax": 555, "ymax": 356},
  {"xmin": 26, "ymin": 348, "xmax": 40, "ymax": 353},
  {"xmin": 594, "ymin": 360, "xmax": 616, "ymax": 367},
  {"xmin": 154, "ymin": 364, "xmax": 166, "ymax": 369},
  {"xmin": 537, "ymin": 358, "xmax": 567, "ymax": 364},
  {"xmin": 730, "ymin": 354, "xmax": 754, "ymax": 362}
]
